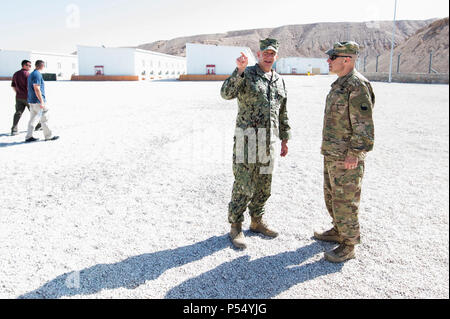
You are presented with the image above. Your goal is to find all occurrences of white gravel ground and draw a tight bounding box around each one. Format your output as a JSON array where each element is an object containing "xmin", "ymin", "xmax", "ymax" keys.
[{"xmin": 0, "ymin": 76, "xmax": 448, "ymax": 299}]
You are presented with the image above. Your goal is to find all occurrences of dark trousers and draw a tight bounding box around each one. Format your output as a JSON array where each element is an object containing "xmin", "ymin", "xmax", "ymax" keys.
[{"xmin": 12, "ymin": 98, "xmax": 41, "ymax": 133}]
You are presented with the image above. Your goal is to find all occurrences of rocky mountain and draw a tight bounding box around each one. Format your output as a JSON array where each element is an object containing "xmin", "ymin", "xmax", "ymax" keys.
[
  {"xmin": 137, "ymin": 19, "xmax": 435, "ymax": 59},
  {"xmin": 366, "ymin": 17, "xmax": 449, "ymax": 73}
]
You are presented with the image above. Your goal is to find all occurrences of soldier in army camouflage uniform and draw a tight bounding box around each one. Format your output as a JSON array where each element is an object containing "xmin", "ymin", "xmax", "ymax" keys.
[
  {"xmin": 314, "ymin": 41, "xmax": 375, "ymax": 263},
  {"xmin": 221, "ymin": 38, "xmax": 291, "ymax": 249}
]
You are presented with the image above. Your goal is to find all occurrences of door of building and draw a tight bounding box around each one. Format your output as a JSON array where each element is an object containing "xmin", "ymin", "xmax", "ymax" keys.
[
  {"xmin": 94, "ymin": 65, "xmax": 104, "ymax": 76},
  {"xmin": 206, "ymin": 64, "xmax": 216, "ymax": 75}
]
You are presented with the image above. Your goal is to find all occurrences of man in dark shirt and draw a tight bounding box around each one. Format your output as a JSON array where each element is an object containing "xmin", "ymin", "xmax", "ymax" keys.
[{"xmin": 11, "ymin": 60, "xmax": 41, "ymax": 135}]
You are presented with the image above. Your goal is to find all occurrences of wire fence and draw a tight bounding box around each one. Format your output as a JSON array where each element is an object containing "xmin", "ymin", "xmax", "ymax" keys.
[{"xmin": 355, "ymin": 51, "xmax": 448, "ymax": 75}]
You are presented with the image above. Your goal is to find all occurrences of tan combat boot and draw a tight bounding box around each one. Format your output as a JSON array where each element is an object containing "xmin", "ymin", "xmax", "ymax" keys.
[
  {"xmin": 230, "ymin": 223, "xmax": 247, "ymax": 249},
  {"xmin": 249, "ymin": 216, "xmax": 278, "ymax": 238},
  {"xmin": 324, "ymin": 243, "xmax": 355, "ymax": 263},
  {"xmin": 313, "ymin": 227, "xmax": 343, "ymax": 244}
]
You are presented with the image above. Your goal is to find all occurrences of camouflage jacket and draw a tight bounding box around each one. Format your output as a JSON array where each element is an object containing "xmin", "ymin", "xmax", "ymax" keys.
[
  {"xmin": 321, "ymin": 69, "xmax": 375, "ymax": 160},
  {"xmin": 220, "ymin": 64, "xmax": 291, "ymax": 142}
]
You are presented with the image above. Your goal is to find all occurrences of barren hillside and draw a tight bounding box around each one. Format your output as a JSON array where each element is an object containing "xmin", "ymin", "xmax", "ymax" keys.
[
  {"xmin": 137, "ymin": 19, "xmax": 434, "ymax": 58},
  {"xmin": 366, "ymin": 17, "xmax": 449, "ymax": 73}
]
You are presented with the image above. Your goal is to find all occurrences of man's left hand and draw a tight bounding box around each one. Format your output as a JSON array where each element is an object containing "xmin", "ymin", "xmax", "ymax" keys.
[
  {"xmin": 344, "ymin": 155, "xmax": 358, "ymax": 170},
  {"xmin": 281, "ymin": 140, "xmax": 288, "ymax": 157}
]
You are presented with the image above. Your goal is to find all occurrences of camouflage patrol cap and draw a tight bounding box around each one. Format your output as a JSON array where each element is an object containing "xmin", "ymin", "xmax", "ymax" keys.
[
  {"xmin": 325, "ymin": 41, "xmax": 360, "ymax": 56},
  {"xmin": 260, "ymin": 38, "xmax": 279, "ymax": 53}
]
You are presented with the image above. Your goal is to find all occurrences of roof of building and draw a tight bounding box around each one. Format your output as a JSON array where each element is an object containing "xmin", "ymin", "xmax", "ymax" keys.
[{"xmin": 77, "ymin": 45, "xmax": 185, "ymax": 60}]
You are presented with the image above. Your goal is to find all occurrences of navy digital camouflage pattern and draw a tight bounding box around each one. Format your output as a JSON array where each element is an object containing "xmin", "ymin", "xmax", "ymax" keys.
[
  {"xmin": 221, "ymin": 63, "xmax": 291, "ymax": 223},
  {"xmin": 260, "ymin": 38, "xmax": 280, "ymax": 53}
]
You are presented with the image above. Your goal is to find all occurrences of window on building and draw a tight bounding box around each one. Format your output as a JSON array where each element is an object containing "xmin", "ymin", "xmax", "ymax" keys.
[
  {"xmin": 72, "ymin": 63, "xmax": 76, "ymax": 69},
  {"xmin": 57, "ymin": 63, "xmax": 62, "ymax": 69}
]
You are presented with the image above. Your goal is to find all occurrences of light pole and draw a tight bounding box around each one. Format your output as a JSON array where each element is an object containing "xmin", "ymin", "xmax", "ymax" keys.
[
  {"xmin": 388, "ymin": 0, "xmax": 398, "ymax": 83},
  {"xmin": 429, "ymin": 52, "xmax": 433, "ymax": 74}
]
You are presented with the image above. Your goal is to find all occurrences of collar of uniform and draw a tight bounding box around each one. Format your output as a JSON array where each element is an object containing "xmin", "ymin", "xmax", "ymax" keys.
[
  {"xmin": 332, "ymin": 68, "xmax": 356, "ymax": 88},
  {"xmin": 255, "ymin": 63, "xmax": 279, "ymax": 82}
]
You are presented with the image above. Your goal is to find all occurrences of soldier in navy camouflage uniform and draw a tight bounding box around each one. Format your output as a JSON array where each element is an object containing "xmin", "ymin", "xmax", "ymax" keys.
[
  {"xmin": 314, "ymin": 41, "xmax": 375, "ymax": 263},
  {"xmin": 221, "ymin": 38, "xmax": 291, "ymax": 249}
]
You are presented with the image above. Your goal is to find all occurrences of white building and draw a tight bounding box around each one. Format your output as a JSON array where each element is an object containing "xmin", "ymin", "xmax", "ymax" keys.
[
  {"xmin": 186, "ymin": 43, "xmax": 256, "ymax": 75},
  {"xmin": 0, "ymin": 49, "xmax": 78, "ymax": 80},
  {"xmin": 77, "ymin": 45, "xmax": 186, "ymax": 80},
  {"xmin": 275, "ymin": 57, "xmax": 329, "ymax": 75}
]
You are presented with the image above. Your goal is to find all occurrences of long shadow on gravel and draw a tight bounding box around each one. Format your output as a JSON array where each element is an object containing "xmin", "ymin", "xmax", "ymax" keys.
[
  {"xmin": 18, "ymin": 235, "xmax": 230, "ymax": 299},
  {"xmin": 165, "ymin": 242, "xmax": 343, "ymax": 299}
]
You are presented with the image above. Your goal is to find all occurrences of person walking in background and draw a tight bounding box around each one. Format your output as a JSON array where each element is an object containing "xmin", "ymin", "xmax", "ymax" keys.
[
  {"xmin": 25, "ymin": 60, "xmax": 59, "ymax": 143},
  {"xmin": 10, "ymin": 60, "xmax": 41, "ymax": 136}
]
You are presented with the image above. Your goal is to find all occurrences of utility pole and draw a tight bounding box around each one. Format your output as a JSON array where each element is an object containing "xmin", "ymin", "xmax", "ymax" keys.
[
  {"xmin": 376, "ymin": 54, "xmax": 380, "ymax": 72},
  {"xmin": 388, "ymin": 0, "xmax": 398, "ymax": 83},
  {"xmin": 429, "ymin": 52, "xmax": 433, "ymax": 73}
]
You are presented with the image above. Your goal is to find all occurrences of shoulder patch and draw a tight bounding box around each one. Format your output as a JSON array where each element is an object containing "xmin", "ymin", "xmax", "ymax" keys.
[{"xmin": 350, "ymin": 92, "xmax": 372, "ymax": 111}]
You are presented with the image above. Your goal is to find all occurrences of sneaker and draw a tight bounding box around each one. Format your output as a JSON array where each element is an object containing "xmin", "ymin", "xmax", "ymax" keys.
[
  {"xmin": 45, "ymin": 136, "xmax": 60, "ymax": 141},
  {"xmin": 25, "ymin": 137, "xmax": 39, "ymax": 143}
]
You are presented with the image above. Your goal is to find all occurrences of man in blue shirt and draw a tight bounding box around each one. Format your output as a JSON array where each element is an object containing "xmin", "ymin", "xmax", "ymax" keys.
[{"xmin": 25, "ymin": 60, "xmax": 59, "ymax": 142}]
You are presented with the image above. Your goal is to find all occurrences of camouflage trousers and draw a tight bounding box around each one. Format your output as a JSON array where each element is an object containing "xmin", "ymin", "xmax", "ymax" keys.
[
  {"xmin": 323, "ymin": 156, "xmax": 365, "ymax": 245},
  {"xmin": 228, "ymin": 162, "xmax": 273, "ymax": 224}
]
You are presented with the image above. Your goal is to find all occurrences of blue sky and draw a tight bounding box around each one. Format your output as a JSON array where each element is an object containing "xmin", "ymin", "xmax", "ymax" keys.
[{"xmin": 1, "ymin": 0, "xmax": 448, "ymax": 53}]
